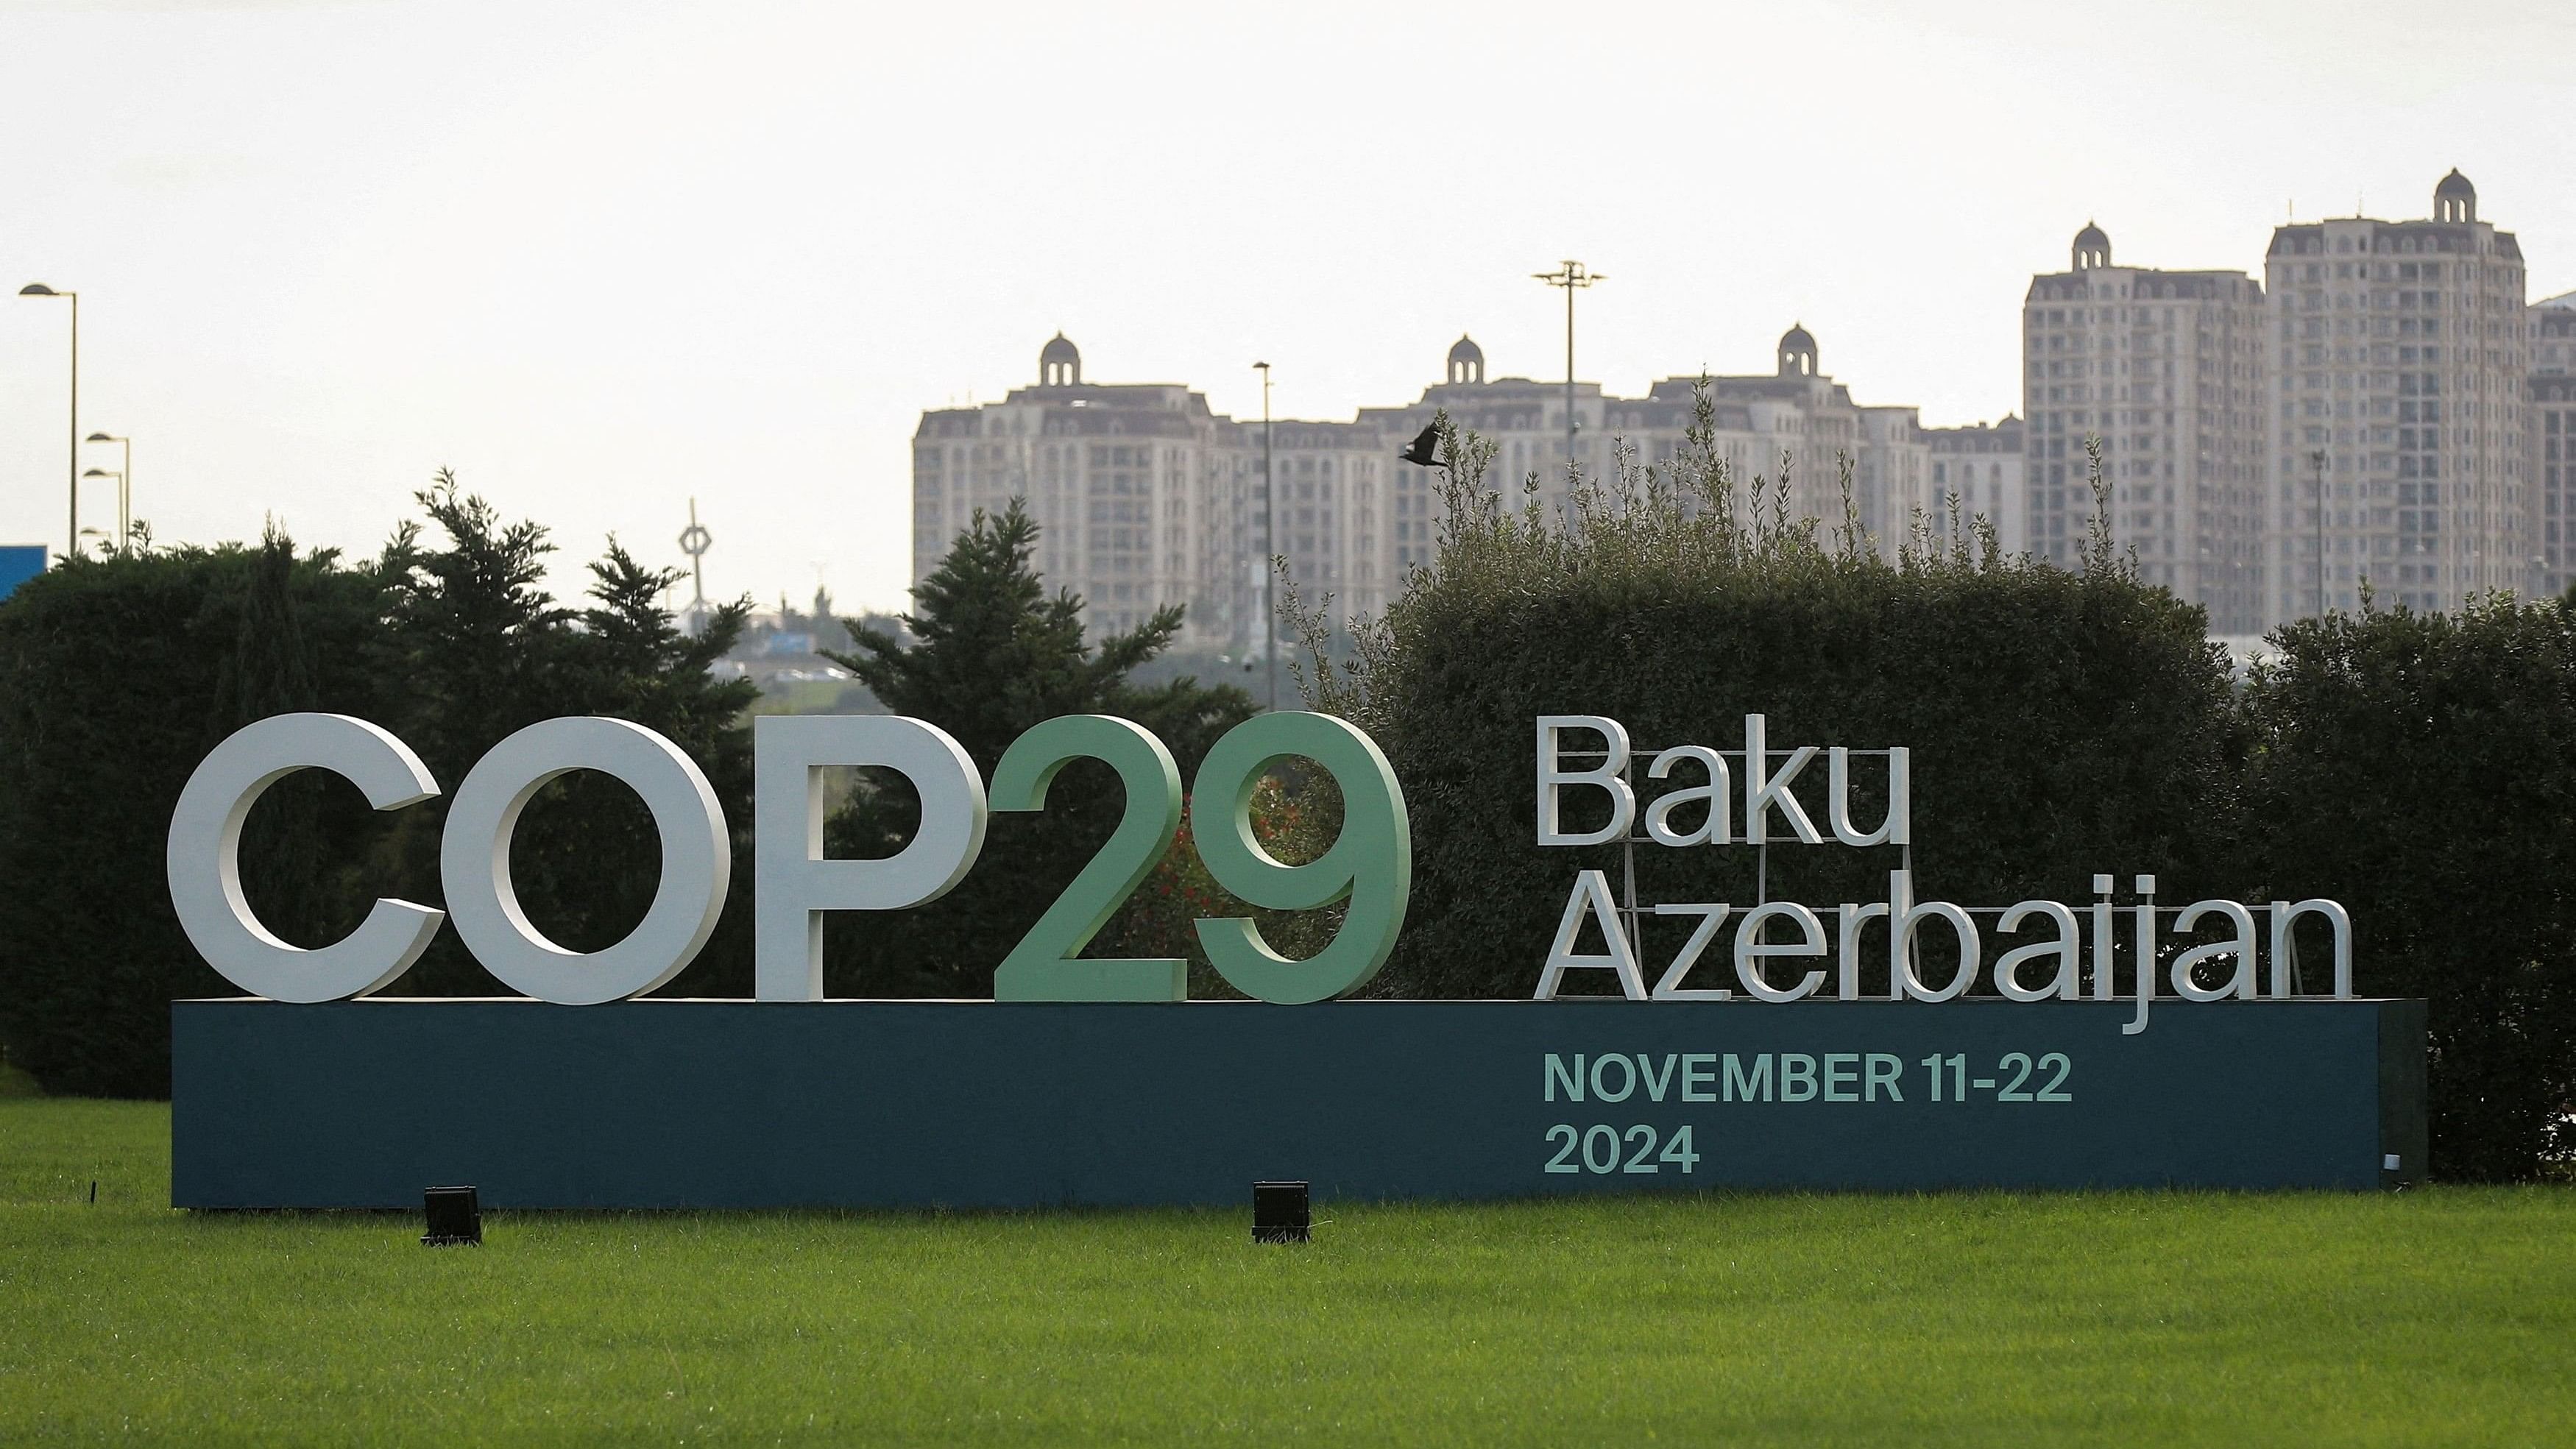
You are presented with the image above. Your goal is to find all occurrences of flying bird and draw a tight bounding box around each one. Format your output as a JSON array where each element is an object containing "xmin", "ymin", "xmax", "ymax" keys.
[{"xmin": 1398, "ymin": 425, "xmax": 1443, "ymax": 469}]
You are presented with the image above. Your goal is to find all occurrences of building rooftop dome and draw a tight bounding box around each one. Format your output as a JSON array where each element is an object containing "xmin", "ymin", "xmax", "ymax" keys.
[
  {"xmin": 1445, "ymin": 333, "xmax": 1485, "ymax": 385},
  {"xmin": 2434, "ymin": 169, "xmax": 2477, "ymax": 223},
  {"xmin": 1038, "ymin": 332, "xmax": 1080, "ymax": 387},
  {"xmin": 1777, "ymin": 323, "xmax": 1818, "ymax": 378},
  {"xmin": 2073, "ymin": 222, "xmax": 2111, "ymax": 270}
]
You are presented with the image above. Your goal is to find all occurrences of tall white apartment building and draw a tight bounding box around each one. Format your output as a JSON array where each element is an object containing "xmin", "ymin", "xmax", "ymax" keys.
[
  {"xmin": 913, "ymin": 334, "xmax": 1405, "ymax": 652},
  {"xmin": 2024, "ymin": 224, "xmax": 2269, "ymax": 633},
  {"xmin": 1234, "ymin": 419, "xmax": 1394, "ymax": 642},
  {"xmin": 1924, "ymin": 418, "xmax": 2027, "ymax": 557},
  {"xmin": 2263, "ymin": 171, "xmax": 2530, "ymax": 620},
  {"xmin": 2527, "ymin": 294, "xmax": 2576, "ymax": 594},
  {"xmin": 911, "ymin": 334, "xmax": 1242, "ymax": 642}
]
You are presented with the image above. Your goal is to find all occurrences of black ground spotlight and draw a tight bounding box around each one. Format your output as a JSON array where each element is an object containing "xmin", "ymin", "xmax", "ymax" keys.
[
  {"xmin": 422, "ymin": 1185, "xmax": 481, "ymax": 1246},
  {"xmin": 1252, "ymin": 1180, "xmax": 1310, "ymax": 1244}
]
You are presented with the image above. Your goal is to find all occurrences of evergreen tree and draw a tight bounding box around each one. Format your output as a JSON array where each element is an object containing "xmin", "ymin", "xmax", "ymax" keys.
[
  {"xmin": 548, "ymin": 540, "xmax": 760, "ymax": 990},
  {"xmin": 823, "ymin": 500, "xmax": 1255, "ymax": 996},
  {"xmin": 832, "ymin": 499, "xmax": 1184, "ymax": 766},
  {"xmin": 374, "ymin": 475, "xmax": 760, "ymax": 993}
]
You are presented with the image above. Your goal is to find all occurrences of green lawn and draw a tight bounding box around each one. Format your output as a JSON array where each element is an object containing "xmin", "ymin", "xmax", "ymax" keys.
[{"xmin": 1, "ymin": 1099, "xmax": 2569, "ymax": 1445}]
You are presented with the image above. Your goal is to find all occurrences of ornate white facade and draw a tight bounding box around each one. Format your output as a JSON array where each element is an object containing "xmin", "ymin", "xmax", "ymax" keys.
[
  {"xmin": 913, "ymin": 329, "xmax": 1939, "ymax": 651},
  {"xmin": 908, "ymin": 171, "xmax": 2576, "ymax": 649}
]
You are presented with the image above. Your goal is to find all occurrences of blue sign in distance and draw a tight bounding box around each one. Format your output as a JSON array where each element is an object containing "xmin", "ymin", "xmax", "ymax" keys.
[{"xmin": 0, "ymin": 545, "xmax": 46, "ymax": 603}]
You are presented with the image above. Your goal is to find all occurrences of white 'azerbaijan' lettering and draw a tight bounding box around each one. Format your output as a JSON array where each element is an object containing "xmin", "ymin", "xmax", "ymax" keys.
[{"xmin": 1532, "ymin": 714, "xmax": 2354, "ymax": 1035}]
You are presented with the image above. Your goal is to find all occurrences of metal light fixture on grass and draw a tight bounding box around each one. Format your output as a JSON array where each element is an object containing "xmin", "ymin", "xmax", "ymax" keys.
[
  {"xmin": 422, "ymin": 1185, "xmax": 482, "ymax": 1246},
  {"xmin": 1252, "ymin": 1180, "xmax": 1309, "ymax": 1244}
]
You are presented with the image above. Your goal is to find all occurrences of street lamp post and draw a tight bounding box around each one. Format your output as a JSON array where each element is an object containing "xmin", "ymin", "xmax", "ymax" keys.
[
  {"xmin": 79, "ymin": 471, "xmax": 121, "ymax": 556},
  {"xmin": 86, "ymin": 433, "xmax": 129, "ymax": 551},
  {"xmin": 1532, "ymin": 261, "xmax": 1603, "ymax": 475},
  {"xmin": 18, "ymin": 285, "xmax": 77, "ymax": 561},
  {"xmin": 1253, "ymin": 360, "xmax": 1276, "ymax": 712}
]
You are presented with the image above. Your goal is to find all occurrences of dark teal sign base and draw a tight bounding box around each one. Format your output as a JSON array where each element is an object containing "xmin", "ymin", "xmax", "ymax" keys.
[{"xmin": 170, "ymin": 998, "xmax": 2427, "ymax": 1209}]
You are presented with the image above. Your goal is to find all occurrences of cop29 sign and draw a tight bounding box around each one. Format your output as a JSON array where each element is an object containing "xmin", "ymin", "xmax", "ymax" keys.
[
  {"xmin": 166, "ymin": 709, "xmax": 2419, "ymax": 1209},
  {"xmin": 171, "ymin": 710, "xmax": 2350, "ymax": 1030},
  {"xmin": 169, "ymin": 709, "xmax": 1407, "ymax": 1008}
]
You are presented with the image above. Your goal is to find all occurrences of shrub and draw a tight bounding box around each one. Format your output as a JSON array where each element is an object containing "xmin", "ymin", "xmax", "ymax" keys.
[
  {"xmin": 2244, "ymin": 596, "xmax": 2576, "ymax": 1180},
  {"xmin": 1298, "ymin": 400, "xmax": 2244, "ymax": 1002},
  {"xmin": 0, "ymin": 535, "xmax": 387, "ymax": 1096}
]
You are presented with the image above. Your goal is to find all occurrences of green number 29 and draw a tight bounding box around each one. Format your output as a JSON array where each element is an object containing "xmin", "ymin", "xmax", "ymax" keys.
[{"xmin": 988, "ymin": 711, "xmax": 1409, "ymax": 1005}]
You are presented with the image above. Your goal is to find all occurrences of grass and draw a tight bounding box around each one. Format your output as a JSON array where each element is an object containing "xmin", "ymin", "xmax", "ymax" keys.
[{"xmin": 1, "ymin": 1099, "xmax": 2569, "ymax": 1445}]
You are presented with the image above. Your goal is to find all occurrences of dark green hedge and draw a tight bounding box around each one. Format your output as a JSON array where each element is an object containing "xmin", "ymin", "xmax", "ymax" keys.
[
  {"xmin": 0, "ymin": 542, "xmax": 382, "ymax": 1097},
  {"xmin": 1314, "ymin": 419, "xmax": 2240, "ymax": 1005},
  {"xmin": 2243, "ymin": 600, "xmax": 2576, "ymax": 1181}
]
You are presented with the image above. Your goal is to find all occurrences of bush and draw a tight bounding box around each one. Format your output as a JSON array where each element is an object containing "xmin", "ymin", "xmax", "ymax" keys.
[
  {"xmin": 0, "ymin": 536, "xmax": 387, "ymax": 1096},
  {"xmin": 1301, "ymin": 402, "xmax": 2244, "ymax": 1002},
  {"xmin": 2244, "ymin": 597, "xmax": 2576, "ymax": 1180}
]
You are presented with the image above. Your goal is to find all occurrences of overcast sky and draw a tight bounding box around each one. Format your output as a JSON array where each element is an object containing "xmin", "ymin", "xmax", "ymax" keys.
[{"xmin": 4, "ymin": 0, "xmax": 2572, "ymax": 612}]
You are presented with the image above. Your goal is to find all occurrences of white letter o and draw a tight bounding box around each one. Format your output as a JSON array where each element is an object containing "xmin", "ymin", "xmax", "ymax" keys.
[{"xmin": 439, "ymin": 717, "xmax": 729, "ymax": 1005}]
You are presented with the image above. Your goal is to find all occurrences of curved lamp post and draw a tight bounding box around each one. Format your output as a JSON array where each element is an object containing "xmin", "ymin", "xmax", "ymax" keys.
[
  {"xmin": 81, "ymin": 470, "xmax": 123, "ymax": 556},
  {"xmin": 18, "ymin": 285, "xmax": 77, "ymax": 561}
]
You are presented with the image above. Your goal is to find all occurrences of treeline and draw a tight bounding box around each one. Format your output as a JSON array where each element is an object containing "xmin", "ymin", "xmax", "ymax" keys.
[
  {"xmin": 1292, "ymin": 408, "xmax": 2576, "ymax": 1181},
  {"xmin": 0, "ymin": 483, "xmax": 1267, "ymax": 1097},
  {"xmin": 0, "ymin": 476, "xmax": 760, "ymax": 1096}
]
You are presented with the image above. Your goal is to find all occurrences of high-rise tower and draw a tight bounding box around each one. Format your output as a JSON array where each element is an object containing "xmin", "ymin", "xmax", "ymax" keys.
[
  {"xmin": 2262, "ymin": 171, "xmax": 2530, "ymax": 620},
  {"xmin": 2023, "ymin": 224, "xmax": 2268, "ymax": 631}
]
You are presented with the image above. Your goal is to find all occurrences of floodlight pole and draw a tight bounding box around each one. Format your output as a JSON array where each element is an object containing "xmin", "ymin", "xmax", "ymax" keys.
[
  {"xmin": 1254, "ymin": 360, "xmax": 1276, "ymax": 712},
  {"xmin": 1533, "ymin": 261, "xmax": 1602, "ymax": 475}
]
